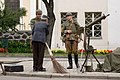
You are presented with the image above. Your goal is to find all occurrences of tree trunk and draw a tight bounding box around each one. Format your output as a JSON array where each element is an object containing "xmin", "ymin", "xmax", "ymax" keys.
[
  {"xmin": 47, "ymin": 14, "xmax": 55, "ymax": 48},
  {"xmin": 36, "ymin": 0, "xmax": 38, "ymax": 10},
  {"xmin": 42, "ymin": 0, "xmax": 56, "ymax": 48}
]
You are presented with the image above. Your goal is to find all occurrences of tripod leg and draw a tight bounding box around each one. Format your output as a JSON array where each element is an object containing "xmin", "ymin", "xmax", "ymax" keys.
[
  {"xmin": 91, "ymin": 50, "xmax": 102, "ymax": 69},
  {"xmin": 90, "ymin": 53, "xmax": 93, "ymax": 71},
  {"xmin": 80, "ymin": 51, "xmax": 89, "ymax": 72},
  {"xmin": 74, "ymin": 54, "xmax": 80, "ymax": 68}
]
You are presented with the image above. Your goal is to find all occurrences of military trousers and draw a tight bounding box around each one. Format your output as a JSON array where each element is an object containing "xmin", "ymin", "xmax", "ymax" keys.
[
  {"xmin": 32, "ymin": 41, "xmax": 45, "ymax": 71},
  {"xmin": 65, "ymin": 40, "xmax": 78, "ymax": 54}
]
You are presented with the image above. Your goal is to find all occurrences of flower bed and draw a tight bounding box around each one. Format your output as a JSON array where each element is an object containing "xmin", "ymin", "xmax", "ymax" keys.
[
  {"xmin": 79, "ymin": 49, "xmax": 113, "ymax": 55},
  {"xmin": 0, "ymin": 48, "xmax": 5, "ymax": 53}
]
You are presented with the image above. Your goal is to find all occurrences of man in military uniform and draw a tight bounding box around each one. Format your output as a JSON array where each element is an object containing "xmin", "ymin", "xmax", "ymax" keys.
[
  {"xmin": 30, "ymin": 9, "xmax": 42, "ymax": 29},
  {"xmin": 61, "ymin": 12, "xmax": 81, "ymax": 69}
]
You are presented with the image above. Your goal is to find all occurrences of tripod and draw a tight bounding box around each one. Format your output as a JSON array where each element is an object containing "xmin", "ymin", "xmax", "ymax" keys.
[
  {"xmin": 79, "ymin": 14, "xmax": 110, "ymax": 72},
  {"xmin": 80, "ymin": 28, "xmax": 102, "ymax": 72}
]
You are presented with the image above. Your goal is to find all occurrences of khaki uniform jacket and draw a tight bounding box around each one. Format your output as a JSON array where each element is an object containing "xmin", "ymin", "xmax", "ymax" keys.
[
  {"xmin": 30, "ymin": 18, "xmax": 41, "ymax": 29},
  {"xmin": 61, "ymin": 19, "xmax": 80, "ymax": 42}
]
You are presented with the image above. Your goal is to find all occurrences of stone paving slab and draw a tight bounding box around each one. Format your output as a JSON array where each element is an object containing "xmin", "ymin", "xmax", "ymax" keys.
[{"xmin": 0, "ymin": 57, "xmax": 120, "ymax": 79}]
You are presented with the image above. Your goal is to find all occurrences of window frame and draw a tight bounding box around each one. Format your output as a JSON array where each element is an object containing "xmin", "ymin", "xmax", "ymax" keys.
[
  {"xmin": 85, "ymin": 12, "xmax": 102, "ymax": 39},
  {"xmin": 5, "ymin": 0, "xmax": 20, "ymax": 11}
]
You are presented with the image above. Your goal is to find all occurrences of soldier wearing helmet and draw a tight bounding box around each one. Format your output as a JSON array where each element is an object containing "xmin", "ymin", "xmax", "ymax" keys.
[{"xmin": 61, "ymin": 12, "xmax": 81, "ymax": 69}]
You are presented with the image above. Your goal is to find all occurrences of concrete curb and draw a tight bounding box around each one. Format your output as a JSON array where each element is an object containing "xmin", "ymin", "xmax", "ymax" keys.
[{"xmin": 4, "ymin": 72, "xmax": 120, "ymax": 79}]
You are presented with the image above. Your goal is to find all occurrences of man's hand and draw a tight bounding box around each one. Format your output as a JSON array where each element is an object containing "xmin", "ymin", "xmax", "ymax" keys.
[
  {"xmin": 64, "ymin": 30, "xmax": 72, "ymax": 34},
  {"xmin": 67, "ymin": 30, "xmax": 72, "ymax": 33}
]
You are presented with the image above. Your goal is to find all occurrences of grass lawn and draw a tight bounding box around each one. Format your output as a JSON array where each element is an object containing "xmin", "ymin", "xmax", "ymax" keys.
[
  {"xmin": 0, "ymin": 52, "xmax": 105, "ymax": 58},
  {"xmin": 0, "ymin": 53, "xmax": 33, "ymax": 57}
]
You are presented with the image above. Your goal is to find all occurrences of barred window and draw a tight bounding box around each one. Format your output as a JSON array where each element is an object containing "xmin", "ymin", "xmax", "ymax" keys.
[
  {"xmin": 61, "ymin": 12, "xmax": 77, "ymax": 24},
  {"xmin": 5, "ymin": 0, "xmax": 20, "ymax": 11},
  {"xmin": 85, "ymin": 12, "xmax": 102, "ymax": 38}
]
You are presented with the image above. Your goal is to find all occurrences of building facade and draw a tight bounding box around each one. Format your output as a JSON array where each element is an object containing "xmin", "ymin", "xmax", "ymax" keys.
[
  {"xmin": 53, "ymin": 0, "xmax": 108, "ymax": 50},
  {"xmin": 1, "ymin": 0, "xmax": 119, "ymax": 50}
]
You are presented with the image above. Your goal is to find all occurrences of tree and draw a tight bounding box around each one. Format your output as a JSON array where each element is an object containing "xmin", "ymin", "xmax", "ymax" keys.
[
  {"xmin": 42, "ymin": 0, "xmax": 56, "ymax": 48},
  {"xmin": 0, "ymin": 2, "xmax": 27, "ymax": 33}
]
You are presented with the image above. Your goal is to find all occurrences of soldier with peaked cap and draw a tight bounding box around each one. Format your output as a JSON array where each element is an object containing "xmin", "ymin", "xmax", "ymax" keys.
[
  {"xmin": 61, "ymin": 12, "xmax": 81, "ymax": 69},
  {"xmin": 66, "ymin": 12, "xmax": 72, "ymax": 17}
]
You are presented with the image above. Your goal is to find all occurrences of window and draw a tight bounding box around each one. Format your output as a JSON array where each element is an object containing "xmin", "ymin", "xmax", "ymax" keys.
[
  {"xmin": 5, "ymin": 0, "xmax": 20, "ymax": 11},
  {"xmin": 61, "ymin": 12, "xmax": 77, "ymax": 24},
  {"xmin": 85, "ymin": 12, "xmax": 102, "ymax": 38}
]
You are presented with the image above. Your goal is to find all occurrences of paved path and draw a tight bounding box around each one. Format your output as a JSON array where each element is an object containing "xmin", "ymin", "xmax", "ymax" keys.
[{"xmin": 0, "ymin": 57, "xmax": 120, "ymax": 80}]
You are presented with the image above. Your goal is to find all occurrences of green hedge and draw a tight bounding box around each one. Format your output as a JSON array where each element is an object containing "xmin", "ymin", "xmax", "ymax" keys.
[
  {"xmin": 0, "ymin": 39, "xmax": 112, "ymax": 55},
  {"xmin": 0, "ymin": 40, "xmax": 31, "ymax": 53},
  {"xmin": 8, "ymin": 41, "xmax": 31, "ymax": 53}
]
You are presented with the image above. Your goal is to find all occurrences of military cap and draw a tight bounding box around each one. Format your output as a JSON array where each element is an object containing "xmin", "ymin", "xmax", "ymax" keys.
[
  {"xmin": 36, "ymin": 9, "xmax": 42, "ymax": 14},
  {"xmin": 41, "ymin": 15, "xmax": 49, "ymax": 21},
  {"xmin": 42, "ymin": 15, "xmax": 49, "ymax": 19},
  {"xmin": 66, "ymin": 12, "xmax": 72, "ymax": 17}
]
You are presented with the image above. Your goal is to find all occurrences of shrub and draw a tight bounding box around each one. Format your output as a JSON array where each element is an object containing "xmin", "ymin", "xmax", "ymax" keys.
[{"xmin": 7, "ymin": 40, "xmax": 31, "ymax": 53}]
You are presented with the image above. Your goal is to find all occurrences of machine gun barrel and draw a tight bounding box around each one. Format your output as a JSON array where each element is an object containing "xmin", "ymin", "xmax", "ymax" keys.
[
  {"xmin": 76, "ymin": 14, "xmax": 110, "ymax": 35},
  {"xmin": 86, "ymin": 14, "xmax": 110, "ymax": 28}
]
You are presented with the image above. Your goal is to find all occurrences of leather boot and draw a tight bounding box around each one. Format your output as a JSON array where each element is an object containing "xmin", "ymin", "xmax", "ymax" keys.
[
  {"xmin": 74, "ymin": 54, "xmax": 80, "ymax": 68},
  {"xmin": 67, "ymin": 54, "xmax": 73, "ymax": 69}
]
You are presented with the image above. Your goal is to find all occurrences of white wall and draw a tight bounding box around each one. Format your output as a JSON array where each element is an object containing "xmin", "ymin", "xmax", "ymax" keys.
[
  {"xmin": 19, "ymin": 0, "xmax": 109, "ymax": 50},
  {"xmin": 21, "ymin": 0, "xmax": 120, "ymax": 50},
  {"xmin": 30, "ymin": 0, "xmax": 43, "ymax": 18},
  {"xmin": 30, "ymin": 0, "xmax": 36, "ymax": 21},
  {"xmin": 108, "ymin": 0, "xmax": 120, "ymax": 50},
  {"xmin": 52, "ymin": 0, "xmax": 108, "ymax": 50},
  {"xmin": 0, "ymin": 0, "xmax": 5, "ymax": 9}
]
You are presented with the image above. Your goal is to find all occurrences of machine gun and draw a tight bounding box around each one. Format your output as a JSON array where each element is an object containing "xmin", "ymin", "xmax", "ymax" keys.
[
  {"xmin": 86, "ymin": 14, "xmax": 110, "ymax": 28},
  {"xmin": 80, "ymin": 14, "xmax": 110, "ymax": 72},
  {"xmin": 77, "ymin": 14, "xmax": 110, "ymax": 35}
]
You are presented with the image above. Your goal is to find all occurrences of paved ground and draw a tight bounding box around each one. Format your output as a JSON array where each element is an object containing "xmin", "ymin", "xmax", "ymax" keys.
[
  {"xmin": 0, "ymin": 57, "xmax": 120, "ymax": 80},
  {"xmin": 0, "ymin": 76, "xmax": 113, "ymax": 80}
]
